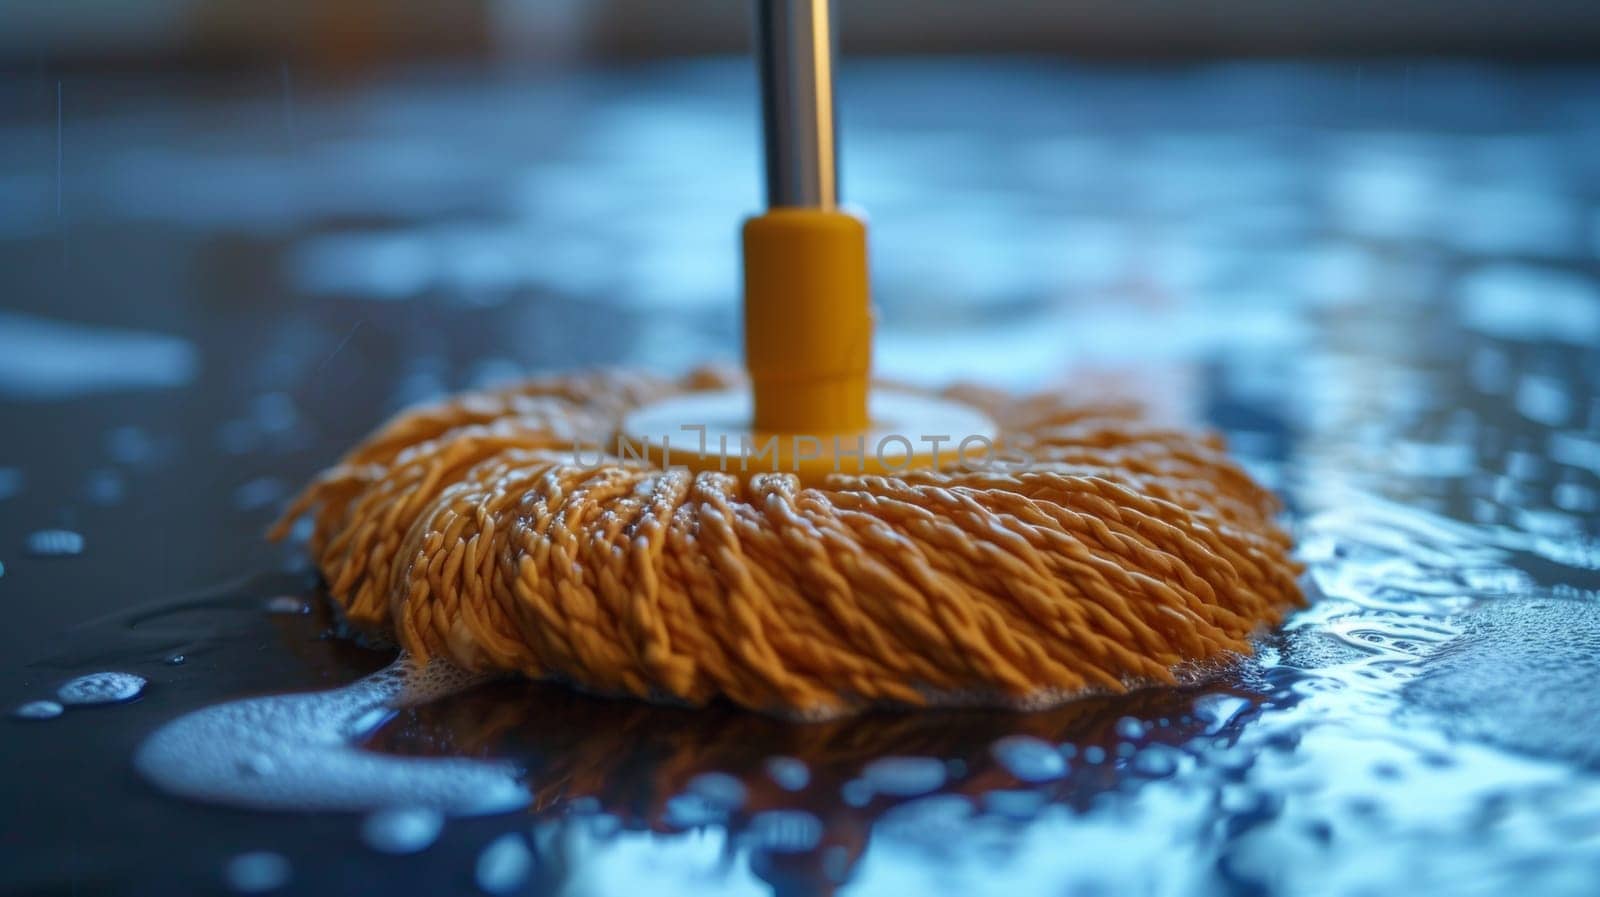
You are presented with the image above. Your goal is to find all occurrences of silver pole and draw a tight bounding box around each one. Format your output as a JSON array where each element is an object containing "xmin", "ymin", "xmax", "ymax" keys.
[{"xmin": 754, "ymin": 0, "xmax": 839, "ymax": 209}]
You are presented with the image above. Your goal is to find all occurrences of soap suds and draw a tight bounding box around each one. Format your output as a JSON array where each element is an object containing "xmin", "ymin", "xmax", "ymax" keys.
[{"xmin": 135, "ymin": 655, "xmax": 529, "ymax": 815}]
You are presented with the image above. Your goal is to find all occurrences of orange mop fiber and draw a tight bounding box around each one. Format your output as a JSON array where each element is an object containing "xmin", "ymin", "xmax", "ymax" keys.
[{"xmin": 272, "ymin": 1, "xmax": 1301, "ymax": 720}]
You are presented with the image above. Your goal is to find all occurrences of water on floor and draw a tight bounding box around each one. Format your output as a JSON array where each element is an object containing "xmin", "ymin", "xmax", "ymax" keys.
[{"xmin": 1, "ymin": 60, "xmax": 1598, "ymax": 895}]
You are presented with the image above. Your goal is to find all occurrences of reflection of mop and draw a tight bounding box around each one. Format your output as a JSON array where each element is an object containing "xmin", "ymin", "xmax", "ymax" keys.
[{"xmin": 273, "ymin": 0, "xmax": 1301, "ymax": 719}]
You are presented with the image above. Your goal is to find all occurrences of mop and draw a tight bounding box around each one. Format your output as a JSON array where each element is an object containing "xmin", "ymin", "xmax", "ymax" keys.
[{"xmin": 273, "ymin": 0, "xmax": 1302, "ymax": 720}]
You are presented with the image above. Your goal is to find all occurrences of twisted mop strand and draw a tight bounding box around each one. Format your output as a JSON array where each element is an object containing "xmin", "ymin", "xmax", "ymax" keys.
[{"xmin": 273, "ymin": 368, "xmax": 1303, "ymax": 719}]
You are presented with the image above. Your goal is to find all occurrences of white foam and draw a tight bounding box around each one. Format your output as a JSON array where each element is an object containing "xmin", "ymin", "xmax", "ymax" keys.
[
  {"xmin": 57, "ymin": 672, "xmax": 145, "ymax": 705},
  {"xmin": 134, "ymin": 655, "xmax": 529, "ymax": 816}
]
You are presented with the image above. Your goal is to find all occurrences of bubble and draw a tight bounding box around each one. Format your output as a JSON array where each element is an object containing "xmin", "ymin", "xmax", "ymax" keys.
[
  {"xmin": 475, "ymin": 833, "xmax": 534, "ymax": 895},
  {"xmin": 57, "ymin": 672, "xmax": 146, "ymax": 705},
  {"xmin": 764, "ymin": 755, "xmax": 810, "ymax": 791},
  {"xmin": 361, "ymin": 807, "xmax": 445, "ymax": 855},
  {"xmin": 224, "ymin": 851, "xmax": 290, "ymax": 894},
  {"xmin": 1114, "ymin": 717, "xmax": 1148, "ymax": 740},
  {"xmin": 990, "ymin": 735, "xmax": 1068, "ymax": 783},
  {"xmin": 13, "ymin": 700, "xmax": 63, "ymax": 720},
  {"xmin": 166, "ymin": 654, "xmax": 187, "ymax": 666},
  {"xmin": 861, "ymin": 756, "xmax": 946, "ymax": 797},
  {"xmin": 26, "ymin": 528, "xmax": 84, "ymax": 557}
]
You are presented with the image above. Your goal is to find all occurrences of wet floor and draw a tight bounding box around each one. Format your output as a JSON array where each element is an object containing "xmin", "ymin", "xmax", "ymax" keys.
[{"xmin": 2, "ymin": 60, "xmax": 1600, "ymax": 895}]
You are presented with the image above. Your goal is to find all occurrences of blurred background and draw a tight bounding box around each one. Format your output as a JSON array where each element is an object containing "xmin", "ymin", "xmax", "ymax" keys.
[{"xmin": 9, "ymin": 0, "xmax": 1600, "ymax": 68}]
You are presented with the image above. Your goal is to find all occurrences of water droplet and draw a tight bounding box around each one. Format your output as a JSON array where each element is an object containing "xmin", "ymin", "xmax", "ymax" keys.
[
  {"xmin": 764, "ymin": 755, "xmax": 810, "ymax": 791},
  {"xmin": 1114, "ymin": 716, "xmax": 1147, "ymax": 740},
  {"xmin": 861, "ymin": 756, "xmax": 946, "ymax": 797},
  {"xmin": 263, "ymin": 596, "xmax": 308, "ymax": 615},
  {"xmin": 990, "ymin": 735, "xmax": 1068, "ymax": 783},
  {"xmin": 57, "ymin": 671, "xmax": 145, "ymax": 705},
  {"xmin": 746, "ymin": 809, "xmax": 823, "ymax": 854},
  {"xmin": 13, "ymin": 700, "xmax": 63, "ymax": 720},
  {"xmin": 685, "ymin": 771, "xmax": 746, "ymax": 810},
  {"xmin": 26, "ymin": 528, "xmax": 84, "ymax": 557},
  {"xmin": 361, "ymin": 807, "xmax": 445, "ymax": 855},
  {"xmin": 1083, "ymin": 746, "xmax": 1107, "ymax": 765},
  {"xmin": 475, "ymin": 833, "xmax": 533, "ymax": 895},
  {"xmin": 1132, "ymin": 745, "xmax": 1181, "ymax": 777},
  {"xmin": 224, "ymin": 851, "xmax": 290, "ymax": 894}
]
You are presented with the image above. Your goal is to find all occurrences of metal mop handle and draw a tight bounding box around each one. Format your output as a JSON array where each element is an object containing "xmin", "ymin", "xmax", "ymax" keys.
[
  {"xmin": 743, "ymin": 0, "xmax": 866, "ymax": 435},
  {"xmin": 754, "ymin": 0, "xmax": 839, "ymax": 210}
]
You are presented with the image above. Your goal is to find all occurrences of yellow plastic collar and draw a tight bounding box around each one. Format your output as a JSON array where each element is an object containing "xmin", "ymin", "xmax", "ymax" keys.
[{"xmin": 742, "ymin": 208, "xmax": 872, "ymax": 435}]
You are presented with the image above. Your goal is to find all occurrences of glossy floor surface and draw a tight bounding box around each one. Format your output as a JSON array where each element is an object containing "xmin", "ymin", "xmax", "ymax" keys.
[{"xmin": 2, "ymin": 60, "xmax": 1600, "ymax": 895}]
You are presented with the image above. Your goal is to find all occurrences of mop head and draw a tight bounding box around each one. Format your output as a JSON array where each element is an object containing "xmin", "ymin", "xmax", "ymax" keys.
[{"xmin": 274, "ymin": 367, "xmax": 1302, "ymax": 719}]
